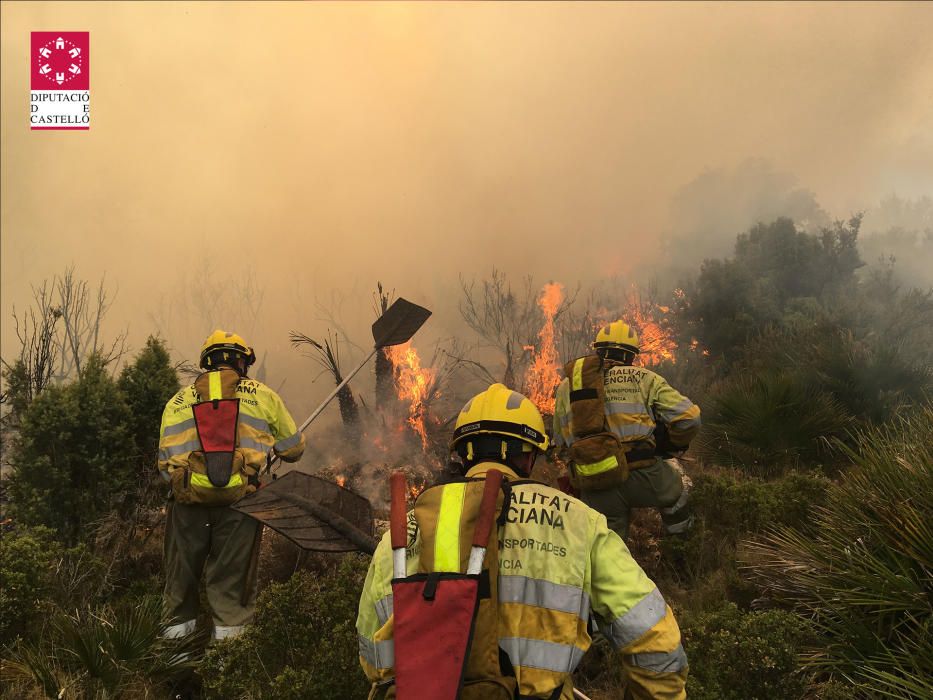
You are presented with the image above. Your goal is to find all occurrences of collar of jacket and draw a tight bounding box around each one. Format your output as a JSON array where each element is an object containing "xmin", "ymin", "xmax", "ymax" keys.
[{"xmin": 465, "ymin": 462, "xmax": 521, "ymax": 481}]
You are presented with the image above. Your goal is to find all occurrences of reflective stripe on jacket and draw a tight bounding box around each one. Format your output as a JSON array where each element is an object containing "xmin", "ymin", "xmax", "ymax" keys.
[
  {"xmin": 158, "ymin": 368, "xmax": 305, "ymax": 481},
  {"xmin": 356, "ymin": 463, "xmax": 687, "ymax": 699},
  {"xmin": 553, "ymin": 364, "xmax": 700, "ymax": 464}
]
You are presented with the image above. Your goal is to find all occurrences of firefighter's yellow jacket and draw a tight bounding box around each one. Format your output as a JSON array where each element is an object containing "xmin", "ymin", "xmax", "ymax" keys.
[
  {"xmin": 158, "ymin": 368, "xmax": 305, "ymax": 504},
  {"xmin": 553, "ymin": 363, "xmax": 700, "ymax": 468},
  {"xmin": 357, "ymin": 463, "xmax": 687, "ymax": 699}
]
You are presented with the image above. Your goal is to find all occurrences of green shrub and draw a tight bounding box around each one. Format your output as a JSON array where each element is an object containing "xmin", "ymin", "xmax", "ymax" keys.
[
  {"xmin": 0, "ymin": 527, "xmax": 61, "ymax": 644},
  {"xmin": 675, "ymin": 216, "xmax": 863, "ymax": 364},
  {"xmin": 7, "ymin": 355, "xmax": 134, "ymax": 544},
  {"xmin": 737, "ymin": 324, "xmax": 933, "ymax": 429},
  {"xmin": 200, "ymin": 555, "xmax": 370, "ymax": 700},
  {"xmin": 692, "ymin": 471, "xmax": 830, "ymax": 538},
  {"xmin": 7, "ymin": 341, "xmax": 178, "ymax": 544},
  {"xmin": 680, "ymin": 603, "xmax": 811, "ymax": 700},
  {"xmin": 2, "ymin": 595, "xmax": 198, "ymax": 699},
  {"xmin": 699, "ymin": 371, "xmax": 849, "ymax": 476},
  {"xmin": 799, "ymin": 332, "xmax": 932, "ymax": 427},
  {"xmin": 661, "ymin": 471, "xmax": 829, "ymax": 588},
  {"xmin": 0, "ymin": 526, "xmax": 112, "ymax": 647},
  {"xmin": 745, "ymin": 408, "xmax": 933, "ymax": 699},
  {"xmin": 117, "ymin": 336, "xmax": 179, "ymax": 465}
]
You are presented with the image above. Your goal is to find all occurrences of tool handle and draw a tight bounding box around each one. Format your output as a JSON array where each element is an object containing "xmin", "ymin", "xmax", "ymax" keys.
[
  {"xmin": 265, "ymin": 348, "xmax": 378, "ymax": 474},
  {"xmin": 390, "ymin": 471, "xmax": 408, "ymax": 550},
  {"xmin": 472, "ymin": 469, "xmax": 503, "ymax": 548}
]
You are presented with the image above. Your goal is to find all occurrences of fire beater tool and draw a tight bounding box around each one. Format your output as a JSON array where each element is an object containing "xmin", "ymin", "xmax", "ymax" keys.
[
  {"xmin": 264, "ymin": 296, "xmax": 432, "ymax": 474},
  {"xmin": 237, "ymin": 297, "xmax": 430, "ymax": 603}
]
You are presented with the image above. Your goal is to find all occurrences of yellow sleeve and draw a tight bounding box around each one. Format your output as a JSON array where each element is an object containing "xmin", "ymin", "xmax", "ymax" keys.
[
  {"xmin": 264, "ymin": 388, "xmax": 306, "ymax": 462},
  {"xmin": 587, "ymin": 513, "xmax": 687, "ymax": 699},
  {"xmin": 157, "ymin": 400, "xmax": 174, "ymax": 478},
  {"xmin": 357, "ymin": 532, "xmax": 397, "ymax": 686},
  {"xmin": 647, "ymin": 375, "xmax": 700, "ymax": 449}
]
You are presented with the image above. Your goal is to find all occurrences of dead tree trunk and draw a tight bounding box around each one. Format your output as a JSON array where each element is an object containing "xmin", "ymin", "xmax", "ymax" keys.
[
  {"xmin": 374, "ymin": 283, "xmax": 396, "ymax": 411},
  {"xmin": 333, "ymin": 368, "xmax": 360, "ymax": 429}
]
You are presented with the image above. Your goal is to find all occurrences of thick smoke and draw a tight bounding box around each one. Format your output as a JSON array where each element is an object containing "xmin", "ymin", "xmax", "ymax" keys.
[
  {"xmin": 2, "ymin": 2, "xmax": 932, "ymax": 422},
  {"xmin": 664, "ymin": 158, "xmax": 830, "ymax": 266}
]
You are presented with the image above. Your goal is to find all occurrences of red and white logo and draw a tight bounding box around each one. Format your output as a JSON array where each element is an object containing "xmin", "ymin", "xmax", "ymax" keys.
[{"xmin": 30, "ymin": 32, "xmax": 90, "ymax": 130}]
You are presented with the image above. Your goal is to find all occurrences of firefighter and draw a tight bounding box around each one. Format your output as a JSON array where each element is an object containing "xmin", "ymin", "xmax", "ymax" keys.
[
  {"xmin": 357, "ymin": 384, "xmax": 687, "ymax": 699},
  {"xmin": 159, "ymin": 330, "xmax": 305, "ymax": 641},
  {"xmin": 553, "ymin": 321, "xmax": 700, "ymax": 540}
]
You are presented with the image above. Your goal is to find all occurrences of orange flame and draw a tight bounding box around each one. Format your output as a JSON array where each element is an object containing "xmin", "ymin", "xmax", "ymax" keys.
[
  {"xmin": 621, "ymin": 287, "xmax": 678, "ymax": 367},
  {"xmin": 631, "ymin": 317, "xmax": 676, "ymax": 366},
  {"xmin": 587, "ymin": 287, "xmax": 679, "ymax": 368},
  {"xmin": 523, "ymin": 282, "xmax": 565, "ymax": 415},
  {"xmin": 387, "ymin": 344, "xmax": 436, "ymax": 450},
  {"xmin": 336, "ymin": 475, "xmax": 347, "ymax": 488}
]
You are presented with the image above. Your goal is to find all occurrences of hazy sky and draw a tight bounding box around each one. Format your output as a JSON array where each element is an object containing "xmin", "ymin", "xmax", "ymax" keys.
[{"xmin": 2, "ymin": 1, "xmax": 932, "ymax": 410}]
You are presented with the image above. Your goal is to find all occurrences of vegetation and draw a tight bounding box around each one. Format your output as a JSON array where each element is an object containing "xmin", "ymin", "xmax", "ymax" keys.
[
  {"xmin": 675, "ymin": 216, "xmax": 864, "ymax": 364},
  {"xmin": 5, "ymin": 338, "xmax": 177, "ymax": 545},
  {"xmin": 680, "ymin": 604, "xmax": 811, "ymax": 700},
  {"xmin": 6, "ymin": 354, "xmax": 135, "ymax": 544},
  {"xmin": 2, "ymin": 597, "xmax": 200, "ymax": 699},
  {"xmin": 744, "ymin": 410, "xmax": 933, "ymax": 699},
  {"xmin": 699, "ymin": 372, "xmax": 848, "ymax": 476},
  {"xmin": 199, "ymin": 558, "xmax": 370, "ymax": 700},
  {"xmin": 0, "ymin": 527, "xmax": 64, "ymax": 645},
  {"xmin": 2, "ymin": 215, "xmax": 930, "ymax": 700}
]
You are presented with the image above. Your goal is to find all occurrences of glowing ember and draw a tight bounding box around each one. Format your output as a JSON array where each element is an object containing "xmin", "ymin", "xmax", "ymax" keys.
[
  {"xmin": 336, "ymin": 475, "xmax": 347, "ymax": 488},
  {"xmin": 387, "ymin": 344, "xmax": 436, "ymax": 450},
  {"xmin": 523, "ymin": 282, "xmax": 565, "ymax": 414}
]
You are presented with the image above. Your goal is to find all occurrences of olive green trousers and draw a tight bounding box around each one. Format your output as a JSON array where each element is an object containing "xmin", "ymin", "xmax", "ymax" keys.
[
  {"xmin": 162, "ymin": 500, "xmax": 259, "ymax": 635},
  {"xmin": 580, "ymin": 458, "xmax": 692, "ymax": 540}
]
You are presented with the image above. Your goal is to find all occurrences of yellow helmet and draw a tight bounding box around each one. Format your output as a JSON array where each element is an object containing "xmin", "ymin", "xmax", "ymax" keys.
[
  {"xmin": 199, "ymin": 329, "xmax": 256, "ymax": 370},
  {"xmin": 450, "ymin": 383, "xmax": 549, "ymax": 462},
  {"xmin": 594, "ymin": 320, "xmax": 640, "ymax": 354}
]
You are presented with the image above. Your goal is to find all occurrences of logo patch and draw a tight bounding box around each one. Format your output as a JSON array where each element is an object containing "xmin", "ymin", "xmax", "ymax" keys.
[{"xmin": 30, "ymin": 32, "xmax": 90, "ymax": 130}]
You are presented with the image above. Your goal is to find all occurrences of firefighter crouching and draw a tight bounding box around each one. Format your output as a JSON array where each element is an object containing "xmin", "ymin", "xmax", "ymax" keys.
[
  {"xmin": 158, "ymin": 330, "xmax": 305, "ymax": 641},
  {"xmin": 357, "ymin": 383, "xmax": 687, "ymax": 699},
  {"xmin": 553, "ymin": 321, "xmax": 700, "ymax": 540}
]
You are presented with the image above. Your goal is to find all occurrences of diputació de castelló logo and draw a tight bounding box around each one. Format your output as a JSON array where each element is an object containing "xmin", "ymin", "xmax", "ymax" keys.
[{"xmin": 30, "ymin": 32, "xmax": 90, "ymax": 130}]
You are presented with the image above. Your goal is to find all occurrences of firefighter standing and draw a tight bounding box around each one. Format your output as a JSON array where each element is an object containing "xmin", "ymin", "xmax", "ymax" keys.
[
  {"xmin": 357, "ymin": 384, "xmax": 687, "ymax": 699},
  {"xmin": 159, "ymin": 330, "xmax": 305, "ymax": 641},
  {"xmin": 553, "ymin": 321, "xmax": 700, "ymax": 540}
]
